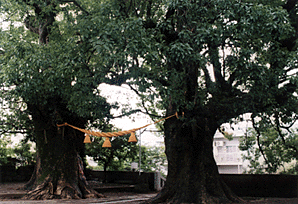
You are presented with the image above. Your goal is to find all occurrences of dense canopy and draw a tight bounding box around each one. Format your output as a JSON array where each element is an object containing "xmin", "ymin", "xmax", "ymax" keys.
[{"xmin": 0, "ymin": 0, "xmax": 297, "ymax": 203}]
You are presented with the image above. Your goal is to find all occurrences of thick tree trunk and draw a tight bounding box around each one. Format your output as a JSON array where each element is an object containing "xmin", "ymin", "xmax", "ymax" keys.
[
  {"xmin": 23, "ymin": 103, "xmax": 102, "ymax": 200},
  {"xmin": 23, "ymin": 152, "xmax": 41, "ymax": 190},
  {"xmin": 146, "ymin": 112, "xmax": 242, "ymax": 203}
]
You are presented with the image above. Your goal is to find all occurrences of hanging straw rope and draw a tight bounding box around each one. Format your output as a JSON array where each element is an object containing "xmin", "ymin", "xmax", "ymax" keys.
[{"xmin": 57, "ymin": 112, "xmax": 178, "ymax": 147}]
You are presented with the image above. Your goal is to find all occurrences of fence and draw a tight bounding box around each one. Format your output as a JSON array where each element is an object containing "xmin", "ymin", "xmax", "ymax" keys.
[
  {"xmin": 0, "ymin": 165, "xmax": 34, "ymax": 183},
  {"xmin": 222, "ymin": 174, "xmax": 298, "ymax": 198},
  {"xmin": 86, "ymin": 170, "xmax": 166, "ymax": 191},
  {"xmin": 1, "ymin": 166, "xmax": 298, "ymax": 197}
]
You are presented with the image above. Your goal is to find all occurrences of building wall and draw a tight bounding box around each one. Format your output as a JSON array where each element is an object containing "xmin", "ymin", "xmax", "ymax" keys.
[
  {"xmin": 217, "ymin": 165, "xmax": 243, "ymax": 174},
  {"xmin": 213, "ymin": 122, "xmax": 250, "ymax": 174}
]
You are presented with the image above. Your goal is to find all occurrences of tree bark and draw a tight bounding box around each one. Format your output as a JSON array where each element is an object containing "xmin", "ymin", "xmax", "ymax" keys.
[
  {"xmin": 146, "ymin": 112, "xmax": 242, "ymax": 203},
  {"xmin": 23, "ymin": 151, "xmax": 41, "ymax": 191},
  {"xmin": 144, "ymin": 58, "xmax": 242, "ymax": 203},
  {"xmin": 23, "ymin": 102, "xmax": 102, "ymax": 199}
]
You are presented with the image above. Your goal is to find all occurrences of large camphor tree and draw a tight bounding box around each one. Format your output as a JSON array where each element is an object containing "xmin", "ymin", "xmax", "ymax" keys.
[
  {"xmin": 89, "ymin": 0, "xmax": 298, "ymax": 203},
  {"xmin": 0, "ymin": 0, "xmax": 113, "ymax": 199},
  {"xmin": 1, "ymin": 0, "xmax": 298, "ymax": 203}
]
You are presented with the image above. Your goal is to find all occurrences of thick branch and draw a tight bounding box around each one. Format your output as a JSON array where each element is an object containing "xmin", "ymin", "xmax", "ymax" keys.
[
  {"xmin": 202, "ymin": 64, "xmax": 215, "ymax": 94},
  {"xmin": 208, "ymin": 43, "xmax": 233, "ymax": 93}
]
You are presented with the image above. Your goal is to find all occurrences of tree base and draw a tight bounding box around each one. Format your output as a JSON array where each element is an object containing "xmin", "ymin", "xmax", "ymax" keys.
[
  {"xmin": 23, "ymin": 176, "xmax": 104, "ymax": 200},
  {"xmin": 144, "ymin": 178, "xmax": 244, "ymax": 204}
]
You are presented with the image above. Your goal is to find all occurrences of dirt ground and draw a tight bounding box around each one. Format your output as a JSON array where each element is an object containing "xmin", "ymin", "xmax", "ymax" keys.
[
  {"xmin": 0, "ymin": 182, "xmax": 156, "ymax": 203},
  {"xmin": 1, "ymin": 182, "xmax": 298, "ymax": 203}
]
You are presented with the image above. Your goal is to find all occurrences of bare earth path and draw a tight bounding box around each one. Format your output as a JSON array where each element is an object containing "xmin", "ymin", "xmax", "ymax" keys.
[
  {"xmin": 0, "ymin": 182, "xmax": 156, "ymax": 203},
  {"xmin": 1, "ymin": 183, "xmax": 298, "ymax": 203}
]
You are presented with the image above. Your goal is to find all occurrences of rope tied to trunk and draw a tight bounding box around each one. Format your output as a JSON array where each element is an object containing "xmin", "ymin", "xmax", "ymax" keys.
[{"xmin": 57, "ymin": 112, "xmax": 179, "ymax": 147}]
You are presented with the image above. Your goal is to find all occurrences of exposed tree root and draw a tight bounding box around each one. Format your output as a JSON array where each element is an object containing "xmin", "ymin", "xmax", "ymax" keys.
[
  {"xmin": 22, "ymin": 176, "xmax": 103, "ymax": 200},
  {"xmin": 143, "ymin": 177, "xmax": 243, "ymax": 204}
]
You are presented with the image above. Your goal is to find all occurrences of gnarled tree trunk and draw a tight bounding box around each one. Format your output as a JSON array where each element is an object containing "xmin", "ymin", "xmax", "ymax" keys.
[
  {"xmin": 20, "ymin": 0, "xmax": 102, "ymax": 199},
  {"xmin": 145, "ymin": 57, "xmax": 242, "ymax": 203},
  {"xmin": 147, "ymin": 112, "xmax": 242, "ymax": 203},
  {"xmin": 23, "ymin": 102, "xmax": 102, "ymax": 200}
]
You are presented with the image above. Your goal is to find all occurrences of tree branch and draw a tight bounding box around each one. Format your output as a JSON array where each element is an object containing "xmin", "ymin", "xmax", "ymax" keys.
[
  {"xmin": 61, "ymin": 0, "xmax": 90, "ymax": 15},
  {"xmin": 208, "ymin": 43, "xmax": 233, "ymax": 93},
  {"xmin": 202, "ymin": 64, "xmax": 215, "ymax": 93},
  {"xmin": 111, "ymin": 109, "xmax": 143, "ymax": 119},
  {"xmin": 0, "ymin": 130, "xmax": 29, "ymax": 136},
  {"xmin": 251, "ymin": 117, "xmax": 272, "ymax": 171},
  {"xmin": 273, "ymin": 113, "xmax": 298, "ymax": 157},
  {"xmin": 127, "ymin": 83, "xmax": 163, "ymax": 118}
]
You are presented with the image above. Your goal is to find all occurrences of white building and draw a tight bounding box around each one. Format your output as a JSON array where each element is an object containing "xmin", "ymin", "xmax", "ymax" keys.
[{"xmin": 213, "ymin": 121, "xmax": 251, "ymax": 174}]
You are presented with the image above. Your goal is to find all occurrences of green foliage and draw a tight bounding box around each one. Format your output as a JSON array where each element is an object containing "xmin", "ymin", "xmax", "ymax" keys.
[
  {"xmin": 0, "ymin": 0, "xmax": 117, "ymax": 159},
  {"xmin": 87, "ymin": 0, "xmax": 298, "ymax": 124},
  {"xmin": 0, "ymin": 136, "xmax": 35, "ymax": 166},
  {"xmin": 13, "ymin": 140, "xmax": 36, "ymax": 166},
  {"xmin": 0, "ymin": 136, "xmax": 14, "ymax": 165},
  {"xmin": 86, "ymin": 135, "xmax": 167, "ymax": 174},
  {"xmin": 223, "ymin": 132, "xmax": 234, "ymax": 141},
  {"xmin": 1, "ymin": 0, "xmax": 298, "ymax": 192},
  {"xmin": 140, "ymin": 145, "xmax": 167, "ymax": 175},
  {"xmin": 85, "ymin": 124, "xmax": 166, "ymax": 173},
  {"xmin": 239, "ymin": 127, "xmax": 298, "ymax": 174},
  {"xmin": 1, "ymin": 0, "xmax": 296, "ymax": 131},
  {"xmin": 85, "ymin": 133, "xmax": 139, "ymax": 171},
  {"xmin": 0, "ymin": 0, "xmax": 112, "ymax": 125},
  {"xmin": 285, "ymin": 164, "xmax": 298, "ymax": 175}
]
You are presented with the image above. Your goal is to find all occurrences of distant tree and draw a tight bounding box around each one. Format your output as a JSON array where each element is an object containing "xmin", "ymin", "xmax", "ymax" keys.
[
  {"xmin": 13, "ymin": 140, "xmax": 36, "ymax": 167},
  {"xmin": 0, "ymin": 136, "xmax": 14, "ymax": 165},
  {"xmin": 0, "ymin": 136, "xmax": 35, "ymax": 167},
  {"xmin": 140, "ymin": 146, "xmax": 167, "ymax": 175},
  {"xmin": 286, "ymin": 163, "xmax": 298, "ymax": 174},
  {"xmin": 86, "ymin": 134, "xmax": 139, "ymax": 172},
  {"xmin": 86, "ymin": 132, "xmax": 167, "ymax": 175},
  {"xmin": 240, "ymin": 126, "xmax": 298, "ymax": 174}
]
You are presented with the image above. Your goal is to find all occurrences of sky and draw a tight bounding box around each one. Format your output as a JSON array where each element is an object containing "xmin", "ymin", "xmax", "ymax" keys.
[{"xmin": 98, "ymin": 83, "xmax": 164, "ymax": 147}]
